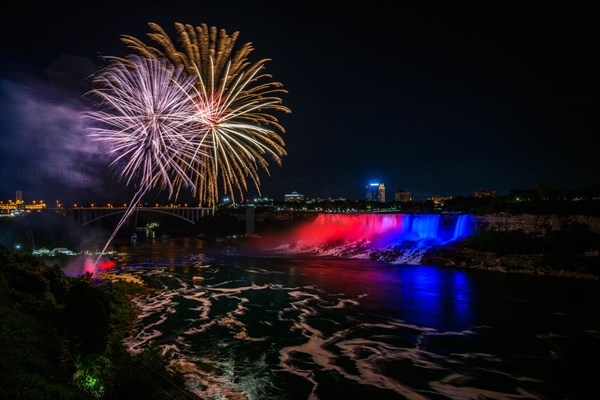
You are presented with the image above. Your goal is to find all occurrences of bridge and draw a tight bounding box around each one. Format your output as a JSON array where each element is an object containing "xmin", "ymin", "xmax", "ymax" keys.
[{"xmin": 57, "ymin": 206, "xmax": 212, "ymax": 226}]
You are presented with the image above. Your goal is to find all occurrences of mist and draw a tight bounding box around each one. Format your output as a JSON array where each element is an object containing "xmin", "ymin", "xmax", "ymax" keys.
[{"xmin": 0, "ymin": 59, "xmax": 115, "ymax": 202}]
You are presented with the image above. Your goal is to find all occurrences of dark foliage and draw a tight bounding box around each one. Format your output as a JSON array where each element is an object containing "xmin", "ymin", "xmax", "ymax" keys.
[
  {"xmin": 0, "ymin": 246, "xmax": 194, "ymax": 399},
  {"xmin": 64, "ymin": 275, "xmax": 111, "ymax": 352}
]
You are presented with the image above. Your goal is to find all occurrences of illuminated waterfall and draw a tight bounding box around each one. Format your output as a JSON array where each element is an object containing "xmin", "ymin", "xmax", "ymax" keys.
[{"xmin": 289, "ymin": 213, "xmax": 475, "ymax": 264}]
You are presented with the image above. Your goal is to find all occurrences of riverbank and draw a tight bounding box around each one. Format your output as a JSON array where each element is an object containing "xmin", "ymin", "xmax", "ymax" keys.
[
  {"xmin": 423, "ymin": 250, "xmax": 600, "ymax": 281},
  {"xmin": 419, "ymin": 220, "xmax": 600, "ymax": 280},
  {"xmin": 0, "ymin": 247, "xmax": 194, "ymax": 399},
  {"xmin": 98, "ymin": 269, "xmax": 146, "ymax": 285},
  {"xmin": 422, "ymin": 256, "xmax": 600, "ymax": 281}
]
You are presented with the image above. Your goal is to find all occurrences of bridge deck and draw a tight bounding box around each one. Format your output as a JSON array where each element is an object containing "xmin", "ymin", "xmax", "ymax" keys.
[{"xmin": 57, "ymin": 207, "xmax": 212, "ymax": 225}]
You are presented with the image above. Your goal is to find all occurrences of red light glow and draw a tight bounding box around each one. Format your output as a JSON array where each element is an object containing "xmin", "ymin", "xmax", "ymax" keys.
[{"xmin": 99, "ymin": 260, "xmax": 117, "ymax": 270}]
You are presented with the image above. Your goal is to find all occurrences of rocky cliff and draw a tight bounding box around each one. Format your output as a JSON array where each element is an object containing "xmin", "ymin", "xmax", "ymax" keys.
[{"xmin": 475, "ymin": 214, "xmax": 600, "ymax": 234}]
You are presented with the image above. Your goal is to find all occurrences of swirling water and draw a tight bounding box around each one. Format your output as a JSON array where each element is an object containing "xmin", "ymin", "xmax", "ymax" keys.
[{"xmin": 109, "ymin": 238, "xmax": 600, "ymax": 399}]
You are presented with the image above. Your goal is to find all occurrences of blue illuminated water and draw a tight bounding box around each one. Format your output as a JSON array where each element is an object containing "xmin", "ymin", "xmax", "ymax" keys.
[
  {"xmin": 381, "ymin": 213, "xmax": 475, "ymax": 243},
  {"xmin": 452, "ymin": 214, "xmax": 472, "ymax": 240},
  {"xmin": 108, "ymin": 238, "xmax": 600, "ymax": 399}
]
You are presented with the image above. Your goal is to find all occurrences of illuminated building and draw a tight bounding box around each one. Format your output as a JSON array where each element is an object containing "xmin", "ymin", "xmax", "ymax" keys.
[
  {"xmin": 378, "ymin": 183, "xmax": 386, "ymax": 203},
  {"xmin": 395, "ymin": 189, "xmax": 412, "ymax": 202},
  {"xmin": 16, "ymin": 190, "xmax": 22, "ymax": 202},
  {"xmin": 428, "ymin": 195, "xmax": 453, "ymax": 209},
  {"xmin": 474, "ymin": 188, "xmax": 497, "ymax": 198},
  {"xmin": 284, "ymin": 191, "xmax": 304, "ymax": 202},
  {"xmin": 253, "ymin": 197, "xmax": 274, "ymax": 205},
  {"xmin": 366, "ymin": 182, "xmax": 386, "ymax": 202},
  {"xmin": 27, "ymin": 201, "xmax": 46, "ymax": 210},
  {"xmin": 366, "ymin": 183, "xmax": 380, "ymax": 201},
  {"xmin": 49, "ymin": 248, "xmax": 77, "ymax": 256},
  {"xmin": 32, "ymin": 247, "xmax": 50, "ymax": 256},
  {"xmin": 0, "ymin": 195, "xmax": 45, "ymax": 216}
]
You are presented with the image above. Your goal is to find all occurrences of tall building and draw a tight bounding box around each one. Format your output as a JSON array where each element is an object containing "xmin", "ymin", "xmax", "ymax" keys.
[
  {"xmin": 395, "ymin": 189, "xmax": 412, "ymax": 202},
  {"xmin": 377, "ymin": 183, "xmax": 385, "ymax": 203},
  {"xmin": 366, "ymin": 183, "xmax": 380, "ymax": 201},
  {"xmin": 284, "ymin": 191, "xmax": 304, "ymax": 202},
  {"xmin": 15, "ymin": 190, "xmax": 22, "ymax": 202}
]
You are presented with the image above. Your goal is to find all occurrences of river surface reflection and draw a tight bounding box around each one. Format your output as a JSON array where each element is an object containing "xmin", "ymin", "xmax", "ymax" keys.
[{"xmin": 105, "ymin": 238, "xmax": 600, "ymax": 399}]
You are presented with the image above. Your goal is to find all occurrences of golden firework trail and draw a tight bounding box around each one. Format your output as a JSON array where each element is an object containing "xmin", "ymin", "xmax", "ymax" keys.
[{"xmin": 120, "ymin": 22, "xmax": 290, "ymax": 206}]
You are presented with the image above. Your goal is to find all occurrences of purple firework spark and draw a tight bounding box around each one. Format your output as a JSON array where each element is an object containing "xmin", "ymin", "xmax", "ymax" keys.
[
  {"xmin": 83, "ymin": 56, "xmax": 210, "ymax": 260},
  {"xmin": 85, "ymin": 55, "xmax": 208, "ymax": 194}
]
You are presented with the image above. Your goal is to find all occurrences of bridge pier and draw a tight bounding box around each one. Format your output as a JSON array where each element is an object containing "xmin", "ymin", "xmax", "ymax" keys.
[{"xmin": 246, "ymin": 205, "xmax": 256, "ymax": 235}]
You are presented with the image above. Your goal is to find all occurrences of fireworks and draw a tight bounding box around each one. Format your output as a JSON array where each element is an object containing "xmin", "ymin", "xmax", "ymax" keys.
[
  {"xmin": 85, "ymin": 55, "xmax": 206, "ymax": 196},
  {"xmin": 84, "ymin": 22, "xmax": 289, "ymax": 262},
  {"xmin": 84, "ymin": 56, "xmax": 210, "ymax": 259},
  {"xmin": 120, "ymin": 22, "xmax": 290, "ymax": 206}
]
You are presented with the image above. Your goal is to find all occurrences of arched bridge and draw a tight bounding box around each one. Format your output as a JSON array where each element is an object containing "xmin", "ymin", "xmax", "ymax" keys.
[{"xmin": 58, "ymin": 206, "xmax": 212, "ymax": 226}]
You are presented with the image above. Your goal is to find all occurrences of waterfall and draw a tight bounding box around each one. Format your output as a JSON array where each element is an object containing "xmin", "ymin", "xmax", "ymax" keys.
[
  {"xmin": 452, "ymin": 214, "xmax": 472, "ymax": 240},
  {"xmin": 288, "ymin": 213, "xmax": 475, "ymax": 264}
]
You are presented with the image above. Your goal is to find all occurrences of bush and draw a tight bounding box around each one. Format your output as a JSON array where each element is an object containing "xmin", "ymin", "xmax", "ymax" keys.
[{"xmin": 0, "ymin": 247, "xmax": 193, "ymax": 399}]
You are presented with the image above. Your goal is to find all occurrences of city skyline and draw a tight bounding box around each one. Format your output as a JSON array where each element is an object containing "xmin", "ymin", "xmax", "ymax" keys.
[
  {"xmin": 7, "ymin": 181, "xmax": 598, "ymax": 207},
  {"xmin": 0, "ymin": 2, "xmax": 598, "ymax": 203}
]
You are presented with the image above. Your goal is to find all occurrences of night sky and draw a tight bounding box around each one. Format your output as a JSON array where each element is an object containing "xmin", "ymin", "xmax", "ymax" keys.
[{"xmin": 0, "ymin": 1, "xmax": 598, "ymax": 202}]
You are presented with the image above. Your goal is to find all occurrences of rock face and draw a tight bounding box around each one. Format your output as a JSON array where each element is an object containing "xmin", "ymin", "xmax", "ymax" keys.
[
  {"xmin": 424, "ymin": 214, "xmax": 600, "ymax": 280},
  {"xmin": 474, "ymin": 214, "xmax": 600, "ymax": 234}
]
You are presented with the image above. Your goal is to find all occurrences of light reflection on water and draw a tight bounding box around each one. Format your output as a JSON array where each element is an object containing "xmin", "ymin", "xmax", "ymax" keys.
[{"xmin": 104, "ymin": 238, "xmax": 600, "ymax": 400}]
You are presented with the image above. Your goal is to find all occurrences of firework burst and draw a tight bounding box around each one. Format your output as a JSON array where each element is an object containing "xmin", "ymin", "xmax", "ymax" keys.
[
  {"xmin": 84, "ymin": 56, "xmax": 210, "ymax": 259},
  {"xmin": 85, "ymin": 55, "xmax": 207, "ymax": 195},
  {"xmin": 119, "ymin": 22, "xmax": 290, "ymax": 206},
  {"xmin": 83, "ymin": 23, "xmax": 289, "ymax": 263}
]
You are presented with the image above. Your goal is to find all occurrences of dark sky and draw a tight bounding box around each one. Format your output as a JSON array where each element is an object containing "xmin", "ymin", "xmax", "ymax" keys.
[{"xmin": 0, "ymin": 1, "xmax": 598, "ymax": 202}]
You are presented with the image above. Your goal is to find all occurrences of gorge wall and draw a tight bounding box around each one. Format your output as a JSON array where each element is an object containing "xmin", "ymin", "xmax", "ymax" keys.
[{"xmin": 474, "ymin": 214, "xmax": 600, "ymax": 234}]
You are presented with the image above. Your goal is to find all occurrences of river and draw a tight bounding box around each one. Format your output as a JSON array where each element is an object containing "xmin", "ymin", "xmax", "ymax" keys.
[{"xmin": 106, "ymin": 237, "xmax": 600, "ymax": 399}]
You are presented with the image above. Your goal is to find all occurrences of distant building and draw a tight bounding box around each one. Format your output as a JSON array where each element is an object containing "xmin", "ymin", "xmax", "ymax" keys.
[
  {"xmin": 49, "ymin": 248, "xmax": 77, "ymax": 256},
  {"xmin": 474, "ymin": 188, "xmax": 497, "ymax": 198},
  {"xmin": 428, "ymin": 195, "xmax": 453, "ymax": 209},
  {"xmin": 32, "ymin": 247, "xmax": 50, "ymax": 256},
  {"xmin": 366, "ymin": 183, "xmax": 380, "ymax": 201},
  {"xmin": 16, "ymin": 190, "xmax": 22, "ymax": 202},
  {"xmin": 284, "ymin": 191, "xmax": 304, "ymax": 202},
  {"xmin": 253, "ymin": 197, "xmax": 274, "ymax": 205},
  {"xmin": 395, "ymin": 189, "xmax": 412, "ymax": 202},
  {"xmin": 377, "ymin": 183, "xmax": 386, "ymax": 203}
]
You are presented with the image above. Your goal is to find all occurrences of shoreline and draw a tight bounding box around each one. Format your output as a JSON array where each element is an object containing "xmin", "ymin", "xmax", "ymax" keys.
[
  {"xmin": 98, "ymin": 268, "xmax": 251, "ymax": 398},
  {"xmin": 443, "ymin": 262, "xmax": 600, "ymax": 281},
  {"xmin": 421, "ymin": 243, "xmax": 600, "ymax": 281}
]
